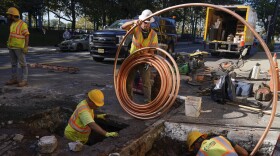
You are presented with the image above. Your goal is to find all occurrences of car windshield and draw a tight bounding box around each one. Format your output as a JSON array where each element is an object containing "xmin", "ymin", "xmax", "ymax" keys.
[{"xmin": 107, "ymin": 20, "xmax": 131, "ymax": 30}]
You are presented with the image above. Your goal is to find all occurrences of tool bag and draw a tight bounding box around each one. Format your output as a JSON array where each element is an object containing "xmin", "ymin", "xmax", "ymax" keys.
[
  {"xmin": 254, "ymin": 83, "xmax": 273, "ymax": 101},
  {"xmin": 211, "ymin": 74, "xmax": 236, "ymax": 104},
  {"xmin": 235, "ymin": 81, "xmax": 254, "ymax": 97}
]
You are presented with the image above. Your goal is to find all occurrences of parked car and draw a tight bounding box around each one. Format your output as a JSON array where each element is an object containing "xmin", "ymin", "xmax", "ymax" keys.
[
  {"xmin": 89, "ymin": 16, "xmax": 177, "ymax": 62},
  {"xmin": 59, "ymin": 34, "xmax": 89, "ymax": 51},
  {"xmin": 0, "ymin": 16, "xmax": 7, "ymax": 24}
]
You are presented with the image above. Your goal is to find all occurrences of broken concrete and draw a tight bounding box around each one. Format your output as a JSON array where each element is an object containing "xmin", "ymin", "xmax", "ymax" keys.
[
  {"xmin": 68, "ymin": 141, "xmax": 83, "ymax": 152},
  {"xmin": 38, "ymin": 135, "xmax": 58, "ymax": 154},
  {"xmin": 12, "ymin": 134, "xmax": 24, "ymax": 142}
]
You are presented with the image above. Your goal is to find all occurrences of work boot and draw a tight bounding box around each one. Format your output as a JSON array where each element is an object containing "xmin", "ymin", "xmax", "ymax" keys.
[
  {"xmin": 17, "ymin": 80, "xmax": 28, "ymax": 87},
  {"xmin": 5, "ymin": 79, "xmax": 18, "ymax": 85}
]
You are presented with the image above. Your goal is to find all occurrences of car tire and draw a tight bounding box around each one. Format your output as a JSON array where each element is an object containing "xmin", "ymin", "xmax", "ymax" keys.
[
  {"xmin": 167, "ymin": 42, "xmax": 175, "ymax": 54},
  {"xmin": 93, "ymin": 57, "xmax": 104, "ymax": 62},
  {"xmin": 77, "ymin": 44, "xmax": 83, "ymax": 51}
]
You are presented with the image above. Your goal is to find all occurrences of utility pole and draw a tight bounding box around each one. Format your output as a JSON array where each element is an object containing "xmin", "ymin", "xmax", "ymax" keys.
[{"xmin": 267, "ymin": 0, "xmax": 279, "ymax": 44}]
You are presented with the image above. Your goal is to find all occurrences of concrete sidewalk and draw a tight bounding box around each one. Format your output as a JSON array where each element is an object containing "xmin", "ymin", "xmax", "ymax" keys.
[{"xmin": 0, "ymin": 46, "xmax": 59, "ymax": 55}]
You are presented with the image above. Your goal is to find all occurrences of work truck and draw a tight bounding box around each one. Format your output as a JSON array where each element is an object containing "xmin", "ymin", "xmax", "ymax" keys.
[
  {"xmin": 203, "ymin": 5, "xmax": 257, "ymax": 56},
  {"xmin": 90, "ymin": 17, "xmax": 177, "ymax": 62}
]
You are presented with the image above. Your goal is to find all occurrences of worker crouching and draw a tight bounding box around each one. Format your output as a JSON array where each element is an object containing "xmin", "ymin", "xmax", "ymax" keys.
[
  {"xmin": 64, "ymin": 89, "xmax": 118, "ymax": 144},
  {"xmin": 187, "ymin": 131, "xmax": 248, "ymax": 156}
]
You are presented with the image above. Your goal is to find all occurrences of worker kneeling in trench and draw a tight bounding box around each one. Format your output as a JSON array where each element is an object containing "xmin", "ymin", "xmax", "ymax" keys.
[
  {"xmin": 187, "ymin": 131, "xmax": 248, "ymax": 156},
  {"xmin": 64, "ymin": 89, "xmax": 118, "ymax": 144}
]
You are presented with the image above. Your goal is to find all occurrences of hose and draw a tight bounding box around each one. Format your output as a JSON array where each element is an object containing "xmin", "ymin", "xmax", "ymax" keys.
[{"xmin": 113, "ymin": 3, "xmax": 277, "ymax": 155}]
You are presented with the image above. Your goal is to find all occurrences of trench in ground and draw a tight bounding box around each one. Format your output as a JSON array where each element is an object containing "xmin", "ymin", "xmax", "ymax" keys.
[
  {"xmin": 25, "ymin": 106, "xmax": 128, "ymax": 145},
  {"xmin": 116, "ymin": 122, "xmax": 278, "ymax": 156}
]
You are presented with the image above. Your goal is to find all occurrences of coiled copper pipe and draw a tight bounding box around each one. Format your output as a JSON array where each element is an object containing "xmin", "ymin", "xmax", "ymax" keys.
[
  {"xmin": 114, "ymin": 3, "xmax": 277, "ymax": 155},
  {"xmin": 115, "ymin": 47, "xmax": 180, "ymax": 119}
]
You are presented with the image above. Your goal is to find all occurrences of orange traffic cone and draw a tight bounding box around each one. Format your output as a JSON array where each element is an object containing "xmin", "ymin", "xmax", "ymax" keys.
[{"xmin": 269, "ymin": 53, "xmax": 280, "ymax": 91}]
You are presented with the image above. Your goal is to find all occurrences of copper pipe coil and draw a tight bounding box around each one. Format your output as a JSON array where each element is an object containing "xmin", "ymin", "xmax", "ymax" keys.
[
  {"xmin": 114, "ymin": 3, "xmax": 277, "ymax": 155},
  {"xmin": 116, "ymin": 47, "xmax": 180, "ymax": 119}
]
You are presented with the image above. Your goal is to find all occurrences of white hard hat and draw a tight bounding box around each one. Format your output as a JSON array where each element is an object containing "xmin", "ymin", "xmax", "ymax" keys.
[{"xmin": 139, "ymin": 9, "xmax": 155, "ymax": 23}]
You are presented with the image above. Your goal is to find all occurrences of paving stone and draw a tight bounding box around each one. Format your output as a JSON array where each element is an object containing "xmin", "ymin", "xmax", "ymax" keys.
[
  {"xmin": 13, "ymin": 134, "xmax": 24, "ymax": 142},
  {"xmin": 38, "ymin": 136, "xmax": 57, "ymax": 154},
  {"xmin": 68, "ymin": 141, "xmax": 83, "ymax": 152}
]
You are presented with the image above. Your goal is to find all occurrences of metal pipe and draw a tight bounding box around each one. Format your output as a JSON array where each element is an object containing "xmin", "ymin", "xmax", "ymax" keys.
[{"xmin": 114, "ymin": 3, "xmax": 276, "ymax": 155}]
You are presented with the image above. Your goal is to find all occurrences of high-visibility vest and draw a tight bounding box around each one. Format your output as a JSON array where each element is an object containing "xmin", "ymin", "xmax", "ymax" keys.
[
  {"xmin": 130, "ymin": 25, "xmax": 158, "ymax": 54},
  {"xmin": 8, "ymin": 20, "xmax": 29, "ymax": 49},
  {"xmin": 68, "ymin": 100, "xmax": 93, "ymax": 134},
  {"xmin": 197, "ymin": 136, "xmax": 238, "ymax": 156}
]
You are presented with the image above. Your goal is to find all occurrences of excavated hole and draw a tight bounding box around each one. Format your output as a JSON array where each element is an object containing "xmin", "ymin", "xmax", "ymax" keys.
[
  {"xmin": 25, "ymin": 107, "xmax": 128, "ymax": 146},
  {"xmin": 147, "ymin": 136, "xmax": 187, "ymax": 156}
]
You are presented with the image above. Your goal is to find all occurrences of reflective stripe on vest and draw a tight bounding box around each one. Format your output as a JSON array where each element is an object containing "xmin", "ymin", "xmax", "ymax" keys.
[
  {"xmin": 8, "ymin": 20, "xmax": 26, "ymax": 48},
  {"xmin": 132, "ymin": 26, "xmax": 157, "ymax": 49},
  {"xmin": 197, "ymin": 136, "xmax": 238, "ymax": 156},
  {"xmin": 68, "ymin": 103, "xmax": 91, "ymax": 134}
]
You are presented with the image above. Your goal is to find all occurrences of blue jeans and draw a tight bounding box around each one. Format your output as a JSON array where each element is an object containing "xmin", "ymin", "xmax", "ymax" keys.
[{"xmin": 8, "ymin": 48, "xmax": 28, "ymax": 81}]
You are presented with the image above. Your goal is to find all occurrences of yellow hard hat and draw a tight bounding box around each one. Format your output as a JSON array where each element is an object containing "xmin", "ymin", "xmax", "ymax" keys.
[
  {"xmin": 186, "ymin": 131, "xmax": 207, "ymax": 151},
  {"xmin": 6, "ymin": 7, "xmax": 20, "ymax": 16},
  {"xmin": 88, "ymin": 89, "xmax": 104, "ymax": 107}
]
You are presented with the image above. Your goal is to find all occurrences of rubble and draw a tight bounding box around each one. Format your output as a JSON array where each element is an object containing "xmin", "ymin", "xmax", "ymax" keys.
[
  {"xmin": 68, "ymin": 141, "xmax": 83, "ymax": 152},
  {"xmin": 37, "ymin": 136, "xmax": 58, "ymax": 154},
  {"xmin": 13, "ymin": 134, "xmax": 24, "ymax": 142},
  {"xmin": 7, "ymin": 120, "xmax": 13, "ymax": 125},
  {"xmin": 0, "ymin": 134, "xmax": 8, "ymax": 141}
]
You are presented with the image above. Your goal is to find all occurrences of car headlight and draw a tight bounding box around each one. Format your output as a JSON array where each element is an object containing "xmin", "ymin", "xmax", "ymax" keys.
[{"xmin": 116, "ymin": 35, "xmax": 125, "ymax": 45}]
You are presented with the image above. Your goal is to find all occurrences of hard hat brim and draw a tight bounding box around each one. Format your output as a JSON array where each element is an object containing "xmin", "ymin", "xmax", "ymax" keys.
[{"xmin": 139, "ymin": 15, "xmax": 155, "ymax": 23}]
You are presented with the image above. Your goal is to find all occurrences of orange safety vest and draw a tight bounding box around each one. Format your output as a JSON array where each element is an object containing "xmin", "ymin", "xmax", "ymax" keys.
[
  {"xmin": 68, "ymin": 101, "xmax": 93, "ymax": 134},
  {"xmin": 197, "ymin": 136, "xmax": 238, "ymax": 156},
  {"xmin": 131, "ymin": 25, "xmax": 158, "ymax": 53},
  {"xmin": 8, "ymin": 20, "xmax": 28, "ymax": 49}
]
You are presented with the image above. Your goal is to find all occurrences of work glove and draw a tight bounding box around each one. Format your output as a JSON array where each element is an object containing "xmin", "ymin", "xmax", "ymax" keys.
[
  {"xmin": 23, "ymin": 47, "xmax": 28, "ymax": 54},
  {"xmin": 96, "ymin": 114, "xmax": 107, "ymax": 120},
  {"xmin": 105, "ymin": 132, "xmax": 119, "ymax": 137}
]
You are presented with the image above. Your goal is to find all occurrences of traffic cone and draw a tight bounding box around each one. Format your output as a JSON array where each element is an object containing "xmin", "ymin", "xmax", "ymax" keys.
[{"xmin": 269, "ymin": 53, "xmax": 280, "ymax": 91}]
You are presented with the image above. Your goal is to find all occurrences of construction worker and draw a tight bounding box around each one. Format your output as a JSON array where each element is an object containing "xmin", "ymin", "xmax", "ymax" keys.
[
  {"xmin": 186, "ymin": 131, "xmax": 248, "ymax": 156},
  {"xmin": 64, "ymin": 89, "xmax": 118, "ymax": 144},
  {"xmin": 121, "ymin": 9, "xmax": 158, "ymax": 103},
  {"xmin": 5, "ymin": 7, "xmax": 29, "ymax": 87}
]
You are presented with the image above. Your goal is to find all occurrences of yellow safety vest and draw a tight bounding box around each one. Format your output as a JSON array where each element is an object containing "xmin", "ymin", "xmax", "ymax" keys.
[
  {"xmin": 8, "ymin": 20, "xmax": 29, "ymax": 49},
  {"xmin": 65, "ymin": 100, "xmax": 94, "ymax": 143},
  {"xmin": 130, "ymin": 25, "xmax": 158, "ymax": 54},
  {"xmin": 197, "ymin": 136, "xmax": 238, "ymax": 156}
]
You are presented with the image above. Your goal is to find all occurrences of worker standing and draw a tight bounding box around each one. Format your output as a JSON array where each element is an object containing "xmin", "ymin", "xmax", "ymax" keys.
[
  {"xmin": 121, "ymin": 9, "xmax": 158, "ymax": 103},
  {"xmin": 64, "ymin": 89, "xmax": 118, "ymax": 144},
  {"xmin": 63, "ymin": 29, "xmax": 71, "ymax": 40},
  {"xmin": 5, "ymin": 7, "xmax": 30, "ymax": 87},
  {"xmin": 186, "ymin": 131, "xmax": 248, "ymax": 156}
]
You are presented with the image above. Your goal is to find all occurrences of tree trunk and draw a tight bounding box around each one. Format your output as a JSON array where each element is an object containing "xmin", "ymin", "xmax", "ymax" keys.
[
  {"xmin": 181, "ymin": 8, "xmax": 187, "ymax": 35},
  {"xmin": 267, "ymin": 0, "xmax": 279, "ymax": 44},
  {"xmin": 71, "ymin": 0, "xmax": 76, "ymax": 30},
  {"xmin": 28, "ymin": 12, "xmax": 32, "ymax": 28}
]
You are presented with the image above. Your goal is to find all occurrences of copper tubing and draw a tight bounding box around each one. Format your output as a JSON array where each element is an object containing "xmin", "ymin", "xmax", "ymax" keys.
[
  {"xmin": 114, "ymin": 3, "xmax": 277, "ymax": 155},
  {"xmin": 115, "ymin": 47, "xmax": 180, "ymax": 119}
]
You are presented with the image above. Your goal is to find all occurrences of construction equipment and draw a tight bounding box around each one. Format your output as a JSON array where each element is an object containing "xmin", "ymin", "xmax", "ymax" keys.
[{"xmin": 204, "ymin": 5, "xmax": 257, "ymax": 56}]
